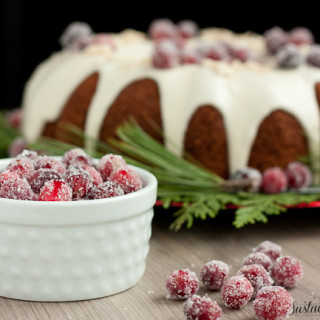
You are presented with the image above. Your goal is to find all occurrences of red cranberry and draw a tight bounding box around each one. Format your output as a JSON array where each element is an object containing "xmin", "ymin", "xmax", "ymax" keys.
[
  {"xmin": 236, "ymin": 264, "xmax": 274, "ymax": 298},
  {"xmin": 97, "ymin": 154, "xmax": 127, "ymax": 181},
  {"xmin": 16, "ymin": 149, "xmax": 40, "ymax": 162},
  {"xmin": 39, "ymin": 180, "xmax": 72, "ymax": 201},
  {"xmin": 177, "ymin": 20, "xmax": 198, "ymax": 39},
  {"xmin": 166, "ymin": 268, "xmax": 199, "ymax": 300},
  {"xmin": 28, "ymin": 168, "xmax": 61, "ymax": 194},
  {"xmin": 264, "ymin": 26, "xmax": 289, "ymax": 54},
  {"xmin": 108, "ymin": 167, "xmax": 142, "ymax": 194},
  {"xmin": 0, "ymin": 178, "xmax": 34, "ymax": 200},
  {"xmin": 261, "ymin": 167, "xmax": 288, "ymax": 194},
  {"xmin": 221, "ymin": 275, "xmax": 253, "ymax": 309},
  {"xmin": 69, "ymin": 154, "xmax": 95, "ymax": 167},
  {"xmin": 64, "ymin": 165, "xmax": 94, "ymax": 199},
  {"xmin": 231, "ymin": 167, "xmax": 262, "ymax": 193},
  {"xmin": 0, "ymin": 170, "xmax": 20, "ymax": 187},
  {"xmin": 286, "ymin": 161, "xmax": 312, "ymax": 189},
  {"xmin": 8, "ymin": 137, "xmax": 28, "ymax": 158},
  {"xmin": 152, "ymin": 40, "xmax": 181, "ymax": 69},
  {"xmin": 307, "ymin": 44, "xmax": 320, "ymax": 67},
  {"xmin": 229, "ymin": 46, "xmax": 250, "ymax": 62},
  {"xmin": 88, "ymin": 181, "xmax": 124, "ymax": 199},
  {"xmin": 253, "ymin": 286, "xmax": 293, "ymax": 320},
  {"xmin": 80, "ymin": 164, "xmax": 103, "ymax": 186},
  {"xmin": 276, "ymin": 43, "xmax": 303, "ymax": 68},
  {"xmin": 271, "ymin": 256, "xmax": 303, "ymax": 288},
  {"xmin": 289, "ymin": 27, "xmax": 314, "ymax": 46},
  {"xmin": 201, "ymin": 43, "xmax": 230, "ymax": 61},
  {"xmin": 6, "ymin": 108, "xmax": 23, "ymax": 129},
  {"xmin": 35, "ymin": 156, "xmax": 66, "ymax": 175},
  {"xmin": 183, "ymin": 295, "xmax": 222, "ymax": 320},
  {"xmin": 181, "ymin": 48, "xmax": 201, "ymax": 64},
  {"xmin": 242, "ymin": 252, "xmax": 273, "ymax": 271},
  {"xmin": 253, "ymin": 240, "xmax": 282, "ymax": 262},
  {"xmin": 148, "ymin": 18, "xmax": 177, "ymax": 41},
  {"xmin": 62, "ymin": 148, "xmax": 87, "ymax": 167},
  {"xmin": 7, "ymin": 157, "xmax": 35, "ymax": 180},
  {"xmin": 200, "ymin": 260, "xmax": 230, "ymax": 290}
]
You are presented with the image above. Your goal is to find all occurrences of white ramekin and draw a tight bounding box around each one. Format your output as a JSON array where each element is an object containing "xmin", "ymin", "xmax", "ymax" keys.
[{"xmin": 0, "ymin": 158, "xmax": 157, "ymax": 302}]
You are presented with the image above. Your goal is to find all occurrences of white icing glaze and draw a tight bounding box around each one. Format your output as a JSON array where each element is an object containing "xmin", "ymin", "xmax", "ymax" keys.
[{"xmin": 21, "ymin": 28, "xmax": 320, "ymax": 175}]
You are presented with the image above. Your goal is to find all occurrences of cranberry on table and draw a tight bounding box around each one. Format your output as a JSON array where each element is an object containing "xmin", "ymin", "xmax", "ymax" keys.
[
  {"xmin": 253, "ymin": 240, "xmax": 282, "ymax": 262},
  {"xmin": 236, "ymin": 264, "xmax": 273, "ymax": 298},
  {"xmin": 253, "ymin": 286, "xmax": 293, "ymax": 320},
  {"xmin": 166, "ymin": 268, "xmax": 199, "ymax": 300},
  {"xmin": 271, "ymin": 256, "xmax": 304, "ymax": 288},
  {"xmin": 200, "ymin": 260, "xmax": 230, "ymax": 290},
  {"xmin": 261, "ymin": 167, "xmax": 288, "ymax": 194},
  {"xmin": 221, "ymin": 275, "xmax": 253, "ymax": 309},
  {"xmin": 286, "ymin": 161, "xmax": 313, "ymax": 189},
  {"xmin": 183, "ymin": 295, "xmax": 222, "ymax": 320},
  {"xmin": 242, "ymin": 251, "xmax": 273, "ymax": 271}
]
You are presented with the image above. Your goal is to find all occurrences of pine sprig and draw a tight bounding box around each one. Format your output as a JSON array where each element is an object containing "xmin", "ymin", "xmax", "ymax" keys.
[{"xmin": 26, "ymin": 120, "xmax": 320, "ymax": 231}]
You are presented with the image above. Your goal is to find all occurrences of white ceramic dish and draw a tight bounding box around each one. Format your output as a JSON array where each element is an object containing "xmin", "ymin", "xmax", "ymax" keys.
[{"xmin": 0, "ymin": 158, "xmax": 157, "ymax": 302}]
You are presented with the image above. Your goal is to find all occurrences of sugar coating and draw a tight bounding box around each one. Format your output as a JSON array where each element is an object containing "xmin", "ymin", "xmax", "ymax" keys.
[
  {"xmin": 221, "ymin": 275, "xmax": 253, "ymax": 309},
  {"xmin": 39, "ymin": 179, "xmax": 72, "ymax": 201},
  {"xmin": 253, "ymin": 240, "xmax": 282, "ymax": 262},
  {"xmin": 0, "ymin": 170, "xmax": 20, "ymax": 187},
  {"xmin": 183, "ymin": 294, "xmax": 222, "ymax": 320},
  {"xmin": 108, "ymin": 167, "xmax": 142, "ymax": 194},
  {"xmin": 261, "ymin": 168, "xmax": 288, "ymax": 194},
  {"xmin": 97, "ymin": 154, "xmax": 127, "ymax": 181},
  {"xmin": 89, "ymin": 181, "xmax": 124, "ymax": 199},
  {"xmin": 61, "ymin": 148, "xmax": 87, "ymax": 167},
  {"xmin": 28, "ymin": 168, "xmax": 61, "ymax": 194},
  {"xmin": 200, "ymin": 260, "xmax": 230, "ymax": 290},
  {"xmin": 35, "ymin": 156, "xmax": 66, "ymax": 175},
  {"xmin": 253, "ymin": 286, "xmax": 293, "ymax": 320},
  {"xmin": 0, "ymin": 178, "xmax": 34, "ymax": 200},
  {"xmin": 7, "ymin": 157, "xmax": 35, "ymax": 180},
  {"xmin": 166, "ymin": 269, "xmax": 199, "ymax": 300},
  {"xmin": 236, "ymin": 264, "xmax": 273, "ymax": 298},
  {"xmin": 271, "ymin": 256, "xmax": 303, "ymax": 288},
  {"xmin": 242, "ymin": 252, "xmax": 273, "ymax": 271},
  {"xmin": 286, "ymin": 161, "xmax": 313, "ymax": 189}
]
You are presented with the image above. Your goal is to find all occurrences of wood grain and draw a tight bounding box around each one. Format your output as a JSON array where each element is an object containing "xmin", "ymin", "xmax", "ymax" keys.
[{"xmin": 1, "ymin": 207, "xmax": 320, "ymax": 319}]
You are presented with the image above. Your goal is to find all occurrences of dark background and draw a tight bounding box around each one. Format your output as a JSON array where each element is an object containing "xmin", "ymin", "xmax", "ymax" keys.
[{"xmin": 1, "ymin": 0, "xmax": 320, "ymax": 111}]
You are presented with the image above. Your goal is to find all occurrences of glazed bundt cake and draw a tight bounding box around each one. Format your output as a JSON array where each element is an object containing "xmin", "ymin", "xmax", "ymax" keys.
[{"xmin": 21, "ymin": 20, "xmax": 320, "ymax": 178}]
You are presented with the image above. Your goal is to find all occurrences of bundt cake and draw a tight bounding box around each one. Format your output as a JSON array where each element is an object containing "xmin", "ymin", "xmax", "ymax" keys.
[{"xmin": 21, "ymin": 20, "xmax": 320, "ymax": 178}]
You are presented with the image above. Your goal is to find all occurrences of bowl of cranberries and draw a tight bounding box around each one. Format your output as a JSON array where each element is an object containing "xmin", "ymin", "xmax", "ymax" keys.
[{"xmin": 0, "ymin": 148, "xmax": 157, "ymax": 302}]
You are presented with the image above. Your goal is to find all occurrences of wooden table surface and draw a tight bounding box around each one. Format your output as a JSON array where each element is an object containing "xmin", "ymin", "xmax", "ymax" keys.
[{"xmin": 1, "ymin": 206, "xmax": 320, "ymax": 320}]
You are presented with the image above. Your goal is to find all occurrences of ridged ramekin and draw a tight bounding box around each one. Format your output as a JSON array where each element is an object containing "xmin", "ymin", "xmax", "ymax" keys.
[{"xmin": 0, "ymin": 158, "xmax": 157, "ymax": 302}]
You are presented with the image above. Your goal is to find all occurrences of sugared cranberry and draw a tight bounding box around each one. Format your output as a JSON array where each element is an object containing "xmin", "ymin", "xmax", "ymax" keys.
[
  {"xmin": 0, "ymin": 178, "xmax": 34, "ymax": 200},
  {"xmin": 307, "ymin": 45, "xmax": 320, "ymax": 67},
  {"xmin": 201, "ymin": 43, "xmax": 230, "ymax": 61},
  {"xmin": 231, "ymin": 167, "xmax": 262, "ymax": 193},
  {"xmin": 181, "ymin": 47, "xmax": 201, "ymax": 64},
  {"xmin": 28, "ymin": 168, "xmax": 61, "ymax": 194},
  {"xmin": 261, "ymin": 167, "xmax": 288, "ymax": 194},
  {"xmin": 253, "ymin": 240, "xmax": 282, "ymax": 262},
  {"xmin": 236, "ymin": 264, "xmax": 274, "ymax": 298},
  {"xmin": 177, "ymin": 20, "xmax": 198, "ymax": 39},
  {"xmin": 200, "ymin": 260, "xmax": 230, "ymax": 290},
  {"xmin": 221, "ymin": 275, "xmax": 253, "ymax": 309},
  {"xmin": 289, "ymin": 27, "xmax": 314, "ymax": 46},
  {"xmin": 242, "ymin": 252, "xmax": 273, "ymax": 271},
  {"xmin": 64, "ymin": 165, "xmax": 94, "ymax": 199},
  {"xmin": 59, "ymin": 21, "xmax": 92, "ymax": 51},
  {"xmin": 253, "ymin": 286, "xmax": 293, "ymax": 320},
  {"xmin": 148, "ymin": 18, "xmax": 177, "ymax": 41},
  {"xmin": 35, "ymin": 156, "xmax": 66, "ymax": 175},
  {"xmin": 62, "ymin": 148, "xmax": 87, "ymax": 167},
  {"xmin": 108, "ymin": 167, "xmax": 142, "ymax": 194},
  {"xmin": 69, "ymin": 153, "xmax": 95, "ymax": 167},
  {"xmin": 286, "ymin": 161, "xmax": 312, "ymax": 189},
  {"xmin": 264, "ymin": 26, "xmax": 288, "ymax": 54},
  {"xmin": 88, "ymin": 181, "xmax": 124, "ymax": 199},
  {"xmin": 276, "ymin": 43, "xmax": 303, "ymax": 68},
  {"xmin": 8, "ymin": 137, "xmax": 28, "ymax": 158},
  {"xmin": 166, "ymin": 268, "xmax": 199, "ymax": 300},
  {"xmin": 6, "ymin": 157, "xmax": 35, "ymax": 180},
  {"xmin": 183, "ymin": 295, "xmax": 222, "ymax": 320},
  {"xmin": 97, "ymin": 154, "xmax": 127, "ymax": 181},
  {"xmin": 80, "ymin": 164, "xmax": 103, "ymax": 186},
  {"xmin": 271, "ymin": 256, "xmax": 303, "ymax": 288},
  {"xmin": 0, "ymin": 170, "xmax": 20, "ymax": 187},
  {"xmin": 16, "ymin": 149, "xmax": 40, "ymax": 162},
  {"xmin": 230, "ymin": 46, "xmax": 250, "ymax": 62},
  {"xmin": 39, "ymin": 180, "xmax": 72, "ymax": 201},
  {"xmin": 152, "ymin": 40, "xmax": 181, "ymax": 69}
]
